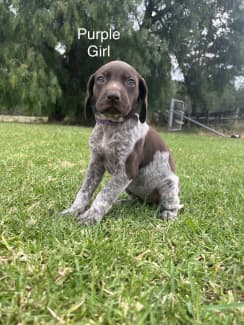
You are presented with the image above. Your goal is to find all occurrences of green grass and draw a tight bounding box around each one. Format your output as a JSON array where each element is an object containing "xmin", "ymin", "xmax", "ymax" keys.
[{"xmin": 0, "ymin": 123, "xmax": 243, "ymax": 324}]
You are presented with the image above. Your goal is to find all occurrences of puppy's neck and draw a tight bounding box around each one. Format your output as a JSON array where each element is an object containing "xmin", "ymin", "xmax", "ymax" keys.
[
  {"xmin": 95, "ymin": 118, "xmax": 124, "ymax": 126},
  {"xmin": 95, "ymin": 113, "xmax": 140, "ymax": 128}
]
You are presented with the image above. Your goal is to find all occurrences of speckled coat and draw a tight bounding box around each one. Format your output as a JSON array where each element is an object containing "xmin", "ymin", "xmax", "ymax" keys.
[{"xmin": 61, "ymin": 61, "xmax": 183, "ymax": 224}]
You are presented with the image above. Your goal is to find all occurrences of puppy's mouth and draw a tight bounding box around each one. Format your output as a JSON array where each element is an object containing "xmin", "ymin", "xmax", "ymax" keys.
[
  {"xmin": 102, "ymin": 106, "xmax": 120, "ymax": 115},
  {"xmin": 95, "ymin": 105, "xmax": 124, "ymax": 120}
]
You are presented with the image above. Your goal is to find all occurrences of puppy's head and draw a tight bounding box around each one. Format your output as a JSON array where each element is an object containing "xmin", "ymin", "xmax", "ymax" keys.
[{"xmin": 84, "ymin": 60, "xmax": 148, "ymax": 123}]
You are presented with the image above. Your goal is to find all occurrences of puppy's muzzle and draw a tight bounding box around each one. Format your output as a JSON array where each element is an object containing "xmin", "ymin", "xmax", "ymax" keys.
[
  {"xmin": 99, "ymin": 89, "xmax": 123, "ymax": 115},
  {"xmin": 107, "ymin": 90, "xmax": 121, "ymax": 102}
]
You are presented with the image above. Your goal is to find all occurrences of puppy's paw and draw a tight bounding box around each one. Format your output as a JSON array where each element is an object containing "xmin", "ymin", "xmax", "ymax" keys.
[
  {"xmin": 60, "ymin": 207, "xmax": 75, "ymax": 216},
  {"xmin": 77, "ymin": 209, "xmax": 103, "ymax": 226},
  {"xmin": 60, "ymin": 205, "xmax": 85, "ymax": 217},
  {"xmin": 159, "ymin": 209, "xmax": 178, "ymax": 221},
  {"xmin": 159, "ymin": 203, "xmax": 184, "ymax": 221}
]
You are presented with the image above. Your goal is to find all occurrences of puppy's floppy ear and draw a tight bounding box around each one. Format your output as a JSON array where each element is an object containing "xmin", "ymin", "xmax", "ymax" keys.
[
  {"xmin": 84, "ymin": 73, "xmax": 95, "ymax": 119},
  {"xmin": 138, "ymin": 76, "xmax": 148, "ymax": 123}
]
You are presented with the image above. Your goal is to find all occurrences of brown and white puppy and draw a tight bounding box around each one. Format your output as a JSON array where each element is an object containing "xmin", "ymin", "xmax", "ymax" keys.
[{"xmin": 62, "ymin": 60, "xmax": 183, "ymax": 224}]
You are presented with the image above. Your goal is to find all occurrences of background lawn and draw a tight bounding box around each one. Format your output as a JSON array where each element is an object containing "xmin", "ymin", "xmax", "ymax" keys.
[{"xmin": 0, "ymin": 123, "xmax": 243, "ymax": 324}]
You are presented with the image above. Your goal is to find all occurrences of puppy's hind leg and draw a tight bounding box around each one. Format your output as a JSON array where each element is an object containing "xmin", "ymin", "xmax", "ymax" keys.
[
  {"xmin": 159, "ymin": 174, "xmax": 183, "ymax": 220},
  {"xmin": 115, "ymin": 189, "xmax": 140, "ymax": 206}
]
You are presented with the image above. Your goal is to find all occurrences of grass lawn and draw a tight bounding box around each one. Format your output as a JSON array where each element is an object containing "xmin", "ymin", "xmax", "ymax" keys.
[{"xmin": 0, "ymin": 122, "xmax": 243, "ymax": 324}]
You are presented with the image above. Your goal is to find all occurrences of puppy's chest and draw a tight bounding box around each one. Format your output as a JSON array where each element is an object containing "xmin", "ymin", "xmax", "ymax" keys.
[{"xmin": 90, "ymin": 129, "xmax": 130, "ymax": 173}]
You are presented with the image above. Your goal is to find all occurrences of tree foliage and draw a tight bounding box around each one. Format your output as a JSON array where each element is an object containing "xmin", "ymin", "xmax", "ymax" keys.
[
  {"xmin": 141, "ymin": 0, "xmax": 244, "ymax": 112},
  {"xmin": 0, "ymin": 0, "xmax": 243, "ymax": 120}
]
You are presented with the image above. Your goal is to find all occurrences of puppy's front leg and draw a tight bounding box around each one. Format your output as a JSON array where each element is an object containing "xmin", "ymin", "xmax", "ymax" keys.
[
  {"xmin": 77, "ymin": 169, "xmax": 131, "ymax": 225},
  {"xmin": 61, "ymin": 153, "xmax": 105, "ymax": 216}
]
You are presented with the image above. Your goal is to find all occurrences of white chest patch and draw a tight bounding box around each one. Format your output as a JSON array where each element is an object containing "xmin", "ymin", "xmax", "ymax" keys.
[{"xmin": 90, "ymin": 117, "xmax": 149, "ymax": 174}]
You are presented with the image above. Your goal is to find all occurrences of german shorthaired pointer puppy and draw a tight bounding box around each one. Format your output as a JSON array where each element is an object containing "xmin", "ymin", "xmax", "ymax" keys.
[{"xmin": 62, "ymin": 60, "xmax": 183, "ymax": 224}]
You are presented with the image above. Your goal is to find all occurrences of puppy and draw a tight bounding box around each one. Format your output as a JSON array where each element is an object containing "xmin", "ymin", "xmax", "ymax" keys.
[{"xmin": 62, "ymin": 60, "xmax": 183, "ymax": 224}]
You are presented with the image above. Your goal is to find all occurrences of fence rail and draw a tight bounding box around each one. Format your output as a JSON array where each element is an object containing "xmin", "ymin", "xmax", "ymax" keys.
[{"xmin": 191, "ymin": 109, "xmax": 244, "ymax": 123}]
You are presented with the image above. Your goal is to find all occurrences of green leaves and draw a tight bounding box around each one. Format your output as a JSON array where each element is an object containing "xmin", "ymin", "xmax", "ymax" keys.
[
  {"xmin": 142, "ymin": 0, "xmax": 244, "ymax": 112},
  {"xmin": 0, "ymin": 0, "xmax": 243, "ymax": 119}
]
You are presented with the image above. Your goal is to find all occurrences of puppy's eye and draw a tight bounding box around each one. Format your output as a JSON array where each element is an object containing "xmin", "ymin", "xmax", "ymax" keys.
[
  {"xmin": 96, "ymin": 75, "xmax": 105, "ymax": 83},
  {"xmin": 127, "ymin": 78, "xmax": 136, "ymax": 87}
]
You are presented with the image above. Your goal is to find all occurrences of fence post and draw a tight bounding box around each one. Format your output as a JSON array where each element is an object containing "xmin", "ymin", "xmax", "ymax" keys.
[{"xmin": 168, "ymin": 99, "xmax": 174, "ymax": 131}]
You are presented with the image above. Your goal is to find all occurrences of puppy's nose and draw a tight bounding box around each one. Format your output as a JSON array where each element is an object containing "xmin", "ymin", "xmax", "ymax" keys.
[{"xmin": 107, "ymin": 90, "xmax": 120, "ymax": 101}]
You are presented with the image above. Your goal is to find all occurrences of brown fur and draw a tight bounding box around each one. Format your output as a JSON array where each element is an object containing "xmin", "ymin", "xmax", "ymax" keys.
[
  {"xmin": 85, "ymin": 61, "xmax": 147, "ymax": 123},
  {"xmin": 126, "ymin": 127, "xmax": 176, "ymax": 180}
]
